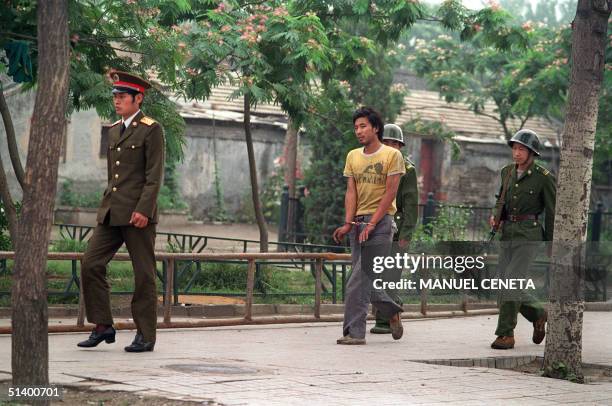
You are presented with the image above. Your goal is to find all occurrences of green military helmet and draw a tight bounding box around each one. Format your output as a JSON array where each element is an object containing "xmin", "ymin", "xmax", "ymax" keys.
[
  {"xmin": 382, "ymin": 124, "xmax": 405, "ymax": 146},
  {"xmin": 508, "ymin": 129, "xmax": 541, "ymax": 156}
]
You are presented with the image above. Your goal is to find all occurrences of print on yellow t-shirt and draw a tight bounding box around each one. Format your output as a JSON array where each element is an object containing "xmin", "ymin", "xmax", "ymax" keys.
[{"xmin": 343, "ymin": 144, "xmax": 406, "ymax": 216}]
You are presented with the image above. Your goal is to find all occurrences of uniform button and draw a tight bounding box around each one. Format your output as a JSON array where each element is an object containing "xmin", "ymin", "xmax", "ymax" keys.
[
  {"xmin": 533, "ymin": 222, "xmax": 537, "ymax": 226},
  {"xmin": 527, "ymin": 170, "xmax": 532, "ymax": 175},
  {"xmin": 513, "ymin": 208, "xmax": 517, "ymax": 211},
  {"xmin": 116, "ymin": 161, "xmax": 120, "ymax": 166},
  {"xmin": 513, "ymin": 195, "xmax": 517, "ymax": 199},
  {"xmin": 112, "ymin": 187, "xmax": 117, "ymax": 192},
  {"xmin": 515, "ymin": 184, "xmax": 519, "ymax": 187},
  {"xmin": 117, "ymin": 147, "xmax": 121, "ymax": 152},
  {"xmin": 114, "ymin": 174, "xmax": 119, "ymax": 179}
]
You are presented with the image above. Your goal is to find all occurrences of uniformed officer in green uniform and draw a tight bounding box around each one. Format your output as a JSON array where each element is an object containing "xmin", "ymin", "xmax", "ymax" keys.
[
  {"xmin": 77, "ymin": 70, "xmax": 165, "ymax": 352},
  {"xmin": 370, "ymin": 124, "xmax": 419, "ymax": 334},
  {"xmin": 489, "ymin": 129, "xmax": 555, "ymax": 350}
]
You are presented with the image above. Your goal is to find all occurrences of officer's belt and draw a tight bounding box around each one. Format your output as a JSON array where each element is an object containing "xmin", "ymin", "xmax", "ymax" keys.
[{"xmin": 503, "ymin": 214, "xmax": 538, "ymax": 222}]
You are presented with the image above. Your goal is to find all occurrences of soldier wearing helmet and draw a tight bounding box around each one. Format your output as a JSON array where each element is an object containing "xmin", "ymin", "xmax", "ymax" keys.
[
  {"xmin": 369, "ymin": 124, "xmax": 419, "ymax": 335},
  {"xmin": 488, "ymin": 129, "xmax": 556, "ymax": 350}
]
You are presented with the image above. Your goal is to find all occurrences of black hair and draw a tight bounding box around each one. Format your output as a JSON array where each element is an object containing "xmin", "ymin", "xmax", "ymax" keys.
[
  {"xmin": 129, "ymin": 92, "xmax": 144, "ymax": 108},
  {"xmin": 352, "ymin": 107, "xmax": 384, "ymax": 141}
]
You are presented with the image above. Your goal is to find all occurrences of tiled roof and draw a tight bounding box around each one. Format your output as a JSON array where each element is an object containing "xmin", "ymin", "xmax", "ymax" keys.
[
  {"xmin": 173, "ymin": 84, "xmax": 285, "ymax": 117},
  {"xmin": 397, "ymin": 90, "xmax": 560, "ymax": 146},
  {"xmin": 174, "ymin": 85, "xmax": 561, "ymax": 146}
]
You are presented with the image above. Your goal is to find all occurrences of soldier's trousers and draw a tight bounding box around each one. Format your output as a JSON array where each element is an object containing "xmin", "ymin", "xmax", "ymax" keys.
[
  {"xmin": 82, "ymin": 222, "xmax": 158, "ymax": 343},
  {"xmin": 495, "ymin": 241, "xmax": 545, "ymax": 337},
  {"xmin": 343, "ymin": 215, "xmax": 403, "ymax": 339}
]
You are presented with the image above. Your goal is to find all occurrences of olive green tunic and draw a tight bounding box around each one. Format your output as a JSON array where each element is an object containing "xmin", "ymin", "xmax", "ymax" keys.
[
  {"xmin": 493, "ymin": 161, "xmax": 556, "ymax": 337},
  {"xmin": 82, "ymin": 111, "xmax": 165, "ymax": 343},
  {"xmin": 394, "ymin": 158, "xmax": 419, "ymax": 242}
]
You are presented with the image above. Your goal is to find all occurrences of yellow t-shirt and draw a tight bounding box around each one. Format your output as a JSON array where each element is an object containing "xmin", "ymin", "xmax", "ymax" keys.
[{"xmin": 343, "ymin": 144, "xmax": 406, "ymax": 216}]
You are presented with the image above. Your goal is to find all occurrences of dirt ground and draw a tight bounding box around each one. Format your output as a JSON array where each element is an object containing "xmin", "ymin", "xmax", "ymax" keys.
[
  {"xmin": 0, "ymin": 381, "xmax": 217, "ymax": 405},
  {"xmin": 52, "ymin": 222, "xmax": 280, "ymax": 253},
  {"xmin": 511, "ymin": 360, "xmax": 612, "ymax": 384}
]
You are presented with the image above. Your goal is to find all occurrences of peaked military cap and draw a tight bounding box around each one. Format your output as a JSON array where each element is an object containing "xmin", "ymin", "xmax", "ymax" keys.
[
  {"xmin": 109, "ymin": 70, "xmax": 151, "ymax": 94},
  {"xmin": 508, "ymin": 129, "xmax": 541, "ymax": 156}
]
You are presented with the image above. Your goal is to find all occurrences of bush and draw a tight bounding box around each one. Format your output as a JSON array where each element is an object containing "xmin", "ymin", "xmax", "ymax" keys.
[
  {"xmin": 412, "ymin": 206, "xmax": 472, "ymax": 242},
  {"xmin": 51, "ymin": 238, "xmax": 88, "ymax": 252},
  {"xmin": 59, "ymin": 180, "xmax": 102, "ymax": 208},
  {"xmin": 157, "ymin": 184, "xmax": 188, "ymax": 211},
  {"xmin": 178, "ymin": 261, "xmax": 272, "ymax": 292},
  {"xmin": 0, "ymin": 200, "xmax": 20, "ymax": 250}
]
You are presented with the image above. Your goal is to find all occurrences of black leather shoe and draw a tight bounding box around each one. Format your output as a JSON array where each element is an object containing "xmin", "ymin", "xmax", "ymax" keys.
[
  {"xmin": 124, "ymin": 333, "xmax": 155, "ymax": 352},
  {"xmin": 77, "ymin": 326, "xmax": 116, "ymax": 348}
]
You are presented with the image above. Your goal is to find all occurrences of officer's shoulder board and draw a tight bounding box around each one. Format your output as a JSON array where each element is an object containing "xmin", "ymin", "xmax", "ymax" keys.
[
  {"xmin": 140, "ymin": 116, "xmax": 157, "ymax": 126},
  {"xmin": 502, "ymin": 163, "xmax": 514, "ymax": 174},
  {"xmin": 110, "ymin": 119, "xmax": 121, "ymax": 127},
  {"xmin": 404, "ymin": 157, "xmax": 415, "ymax": 171},
  {"xmin": 535, "ymin": 164, "xmax": 551, "ymax": 176}
]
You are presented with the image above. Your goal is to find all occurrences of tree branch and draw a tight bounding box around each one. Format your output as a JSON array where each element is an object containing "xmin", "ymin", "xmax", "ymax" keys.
[
  {"xmin": 0, "ymin": 86, "xmax": 25, "ymax": 189},
  {"xmin": 1, "ymin": 31, "xmax": 150, "ymax": 55}
]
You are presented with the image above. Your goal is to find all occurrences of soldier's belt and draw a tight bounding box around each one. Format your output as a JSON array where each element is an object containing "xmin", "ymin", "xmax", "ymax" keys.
[{"xmin": 503, "ymin": 214, "xmax": 538, "ymax": 222}]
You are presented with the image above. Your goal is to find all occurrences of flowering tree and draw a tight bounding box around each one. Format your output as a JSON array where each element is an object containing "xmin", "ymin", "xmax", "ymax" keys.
[
  {"xmin": 177, "ymin": 1, "xmax": 331, "ymax": 251},
  {"xmin": 408, "ymin": 23, "xmax": 570, "ymax": 140}
]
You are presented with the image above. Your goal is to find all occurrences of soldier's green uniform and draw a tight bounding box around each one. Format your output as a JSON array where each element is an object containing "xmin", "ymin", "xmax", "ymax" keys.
[
  {"xmin": 81, "ymin": 71, "xmax": 164, "ymax": 349},
  {"xmin": 371, "ymin": 124, "xmax": 419, "ymax": 334},
  {"xmin": 491, "ymin": 130, "xmax": 555, "ymax": 349},
  {"xmin": 394, "ymin": 159, "xmax": 419, "ymax": 243}
]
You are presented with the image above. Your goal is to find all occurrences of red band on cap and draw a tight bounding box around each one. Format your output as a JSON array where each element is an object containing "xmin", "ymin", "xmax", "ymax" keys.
[{"xmin": 113, "ymin": 81, "xmax": 145, "ymax": 93}]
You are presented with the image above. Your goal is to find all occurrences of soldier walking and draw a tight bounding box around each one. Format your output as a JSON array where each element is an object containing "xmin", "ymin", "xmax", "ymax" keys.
[
  {"xmin": 333, "ymin": 107, "xmax": 405, "ymax": 345},
  {"xmin": 489, "ymin": 129, "xmax": 555, "ymax": 350},
  {"xmin": 370, "ymin": 124, "xmax": 418, "ymax": 335},
  {"xmin": 77, "ymin": 71, "xmax": 165, "ymax": 352}
]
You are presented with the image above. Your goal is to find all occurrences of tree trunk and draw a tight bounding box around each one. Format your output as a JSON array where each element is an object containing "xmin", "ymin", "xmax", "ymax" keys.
[
  {"xmin": 0, "ymin": 86, "xmax": 25, "ymax": 189},
  {"xmin": 243, "ymin": 94, "xmax": 269, "ymax": 252},
  {"xmin": 12, "ymin": 0, "xmax": 70, "ymax": 389},
  {"xmin": 284, "ymin": 118, "xmax": 298, "ymax": 242},
  {"xmin": 543, "ymin": 0, "xmax": 611, "ymax": 382}
]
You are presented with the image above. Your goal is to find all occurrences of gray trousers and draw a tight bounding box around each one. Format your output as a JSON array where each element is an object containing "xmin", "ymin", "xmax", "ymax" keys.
[{"xmin": 343, "ymin": 215, "xmax": 403, "ymax": 339}]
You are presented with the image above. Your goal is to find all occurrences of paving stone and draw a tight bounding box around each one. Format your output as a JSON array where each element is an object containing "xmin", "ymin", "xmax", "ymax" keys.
[{"xmin": 1, "ymin": 313, "xmax": 612, "ymax": 405}]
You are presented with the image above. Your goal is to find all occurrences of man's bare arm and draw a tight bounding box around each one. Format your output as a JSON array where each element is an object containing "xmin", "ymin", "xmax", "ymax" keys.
[{"xmin": 333, "ymin": 177, "xmax": 357, "ymax": 243}]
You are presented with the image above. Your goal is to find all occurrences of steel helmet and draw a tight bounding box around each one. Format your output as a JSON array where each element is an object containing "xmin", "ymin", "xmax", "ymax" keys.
[
  {"xmin": 382, "ymin": 124, "xmax": 405, "ymax": 146},
  {"xmin": 508, "ymin": 129, "xmax": 541, "ymax": 156}
]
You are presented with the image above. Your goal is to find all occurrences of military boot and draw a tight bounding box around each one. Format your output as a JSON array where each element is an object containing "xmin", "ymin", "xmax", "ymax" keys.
[
  {"xmin": 491, "ymin": 336, "xmax": 515, "ymax": 350},
  {"xmin": 370, "ymin": 316, "xmax": 391, "ymax": 334},
  {"xmin": 532, "ymin": 311, "xmax": 547, "ymax": 344}
]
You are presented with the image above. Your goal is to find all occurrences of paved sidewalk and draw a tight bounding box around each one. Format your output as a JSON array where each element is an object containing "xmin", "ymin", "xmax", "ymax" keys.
[{"xmin": 1, "ymin": 313, "xmax": 612, "ymax": 405}]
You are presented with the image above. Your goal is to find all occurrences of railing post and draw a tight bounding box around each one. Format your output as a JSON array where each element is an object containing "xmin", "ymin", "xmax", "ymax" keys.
[
  {"xmin": 164, "ymin": 258, "xmax": 174, "ymax": 325},
  {"xmin": 332, "ymin": 263, "xmax": 337, "ymax": 304},
  {"xmin": 314, "ymin": 259, "xmax": 322, "ymax": 319},
  {"xmin": 245, "ymin": 259, "xmax": 256, "ymax": 321},
  {"xmin": 77, "ymin": 259, "xmax": 85, "ymax": 327},
  {"xmin": 461, "ymin": 293, "xmax": 468, "ymax": 313},
  {"xmin": 422, "ymin": 192, "xmax": 436, "ymax": 235},
  {"xmin": 173, "ymin": 260, "xmax": 180, "ymax": 305},
  {"xmin": 591, "ymin": 201, "xmax": 604, "ymax": 242},
  {"xmin": 278, "ymin": 185, "xmax": 289, "ymax": 251},
  {"xmin": 420, "ymin": 269, "xmax": 428, "ymax": 316},
  {"xmin": 341, "ymin": 265, "xmax": 347, "ymax": 302}
]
